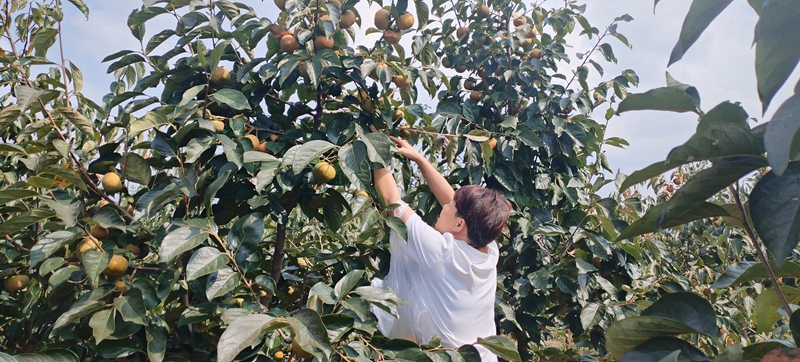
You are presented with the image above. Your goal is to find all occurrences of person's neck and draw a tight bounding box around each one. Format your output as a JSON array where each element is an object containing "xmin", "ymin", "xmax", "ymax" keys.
[
  {"xmin": 452, "ymin": 232, "xmax": 489, "ymax": 254},
  {"xmin": 465, "ymin": 239, "xmax": 489, "ymax": 254}
]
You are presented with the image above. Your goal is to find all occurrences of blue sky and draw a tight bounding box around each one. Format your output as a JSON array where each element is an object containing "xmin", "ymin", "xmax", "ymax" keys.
[{"xmin": 53, "ymin": 0, "xmax": 799, "ymax": 180}]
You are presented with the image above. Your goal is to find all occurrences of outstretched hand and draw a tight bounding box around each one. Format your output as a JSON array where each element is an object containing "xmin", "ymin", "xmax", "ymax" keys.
[
  {"xmin": 388, "ymin": 135, "xmax": 423, "ymax": 163},
  {"xmin": 368, "ymin": 125, "xmax": 423, "ymax": 163}
]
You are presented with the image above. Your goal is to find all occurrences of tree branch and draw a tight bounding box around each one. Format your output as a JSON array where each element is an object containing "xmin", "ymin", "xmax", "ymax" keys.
[{"xmin": 728, "ymin": 183, "xmax": 792, "ymax": 317}]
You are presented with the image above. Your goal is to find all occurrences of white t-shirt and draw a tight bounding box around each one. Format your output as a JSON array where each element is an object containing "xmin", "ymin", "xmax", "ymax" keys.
[{"xmin": 370, "ymin": 213, "xmax": 499, "ymax": 362}]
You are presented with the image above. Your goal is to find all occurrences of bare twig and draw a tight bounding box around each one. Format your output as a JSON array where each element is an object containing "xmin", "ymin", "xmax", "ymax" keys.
[
  {"xmin": 54, "ymin": 0, "xmax": 71, "ymax": 108},
  {"xmin": 563, "ymin": 20, "xmax": 615, "ymax": 92}
]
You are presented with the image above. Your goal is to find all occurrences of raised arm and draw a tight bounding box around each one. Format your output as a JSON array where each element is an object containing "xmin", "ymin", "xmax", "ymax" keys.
[
  {"xmin": 388, "ymin": 136, "xmax": 454, "ymax": 206},
  {"xmin": 374, "ymin": 166, "xmax": 414, "ymax": 222}
]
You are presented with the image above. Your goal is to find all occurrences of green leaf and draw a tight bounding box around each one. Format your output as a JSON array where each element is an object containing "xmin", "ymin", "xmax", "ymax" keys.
[
  {"xmin": 452, "ymin": 345, "xmax": 482, "ymax": 362},
  {"xmin": 619, "ymin": 120, "xmax": 763, "ymax": 191},
  {"xmin": 51, "ymin": 300, "xmax": 106, "ymax": 334},
  {"xmin": 92, "ymin": 207, "xmax": 126, "ymax": 231},
  {"xmin": 495, "ymin": 297, "xmax": 523, "ymax": 330},
  {"xmin": 476, "ymin": 336, "xmax": 522, "ymax": 362},
  {"xmin": 68, "ymin": 61, "xmax": 84, "ymax": 94},
  {"xmin": 289, "ymin": 140, "xmax": 337, "ymax": 174},
  {"xmin": 288, "ymin": 309, "xmax": 333, "ymax": 360},
  {"xmin": 217, "ymin": 134, "xmax": 243, "ymax": 170},
  {"xmin": 310, "ymin": 283, "xmax": 336, "ymax": 305},
  {"xmin": 186, "ymin": 246, "xmax": 229, "ymax": 281},
  {"xmin": 712, "ymin": 260, "xmax": 800, "ymax": 288},
  {"xmin": 663, "ymin": 157, "xmax": 766, "ymax": 222},
  {"xmin": 145, "ymin": 29, "xmax": 175, "ymax": 55},
  {"xmin": 713, "ymin": 344, "xmax": 743, "ymax": 362},
  {"xmin": 67, "ymin": 0, "xmax": 90, "ymax": 19},
  {"xmin": 668, "ymin": 0, "xmax": 733, "ymax": 66},
  {"xmin": 580, "ymin": 302, "xmax": 605, "ymax": 330},
  {"xmin": 0, "ymin": 105, "xmax": 22, "ymax": 130},
  {"xmin": 0, "ymin": 208, "xmax": 55, "ymax": 237},
  {"xmin": 765, "ymin": 91, "xmax": 800, "ymax": 176},
  {"xmin": 10, "ymin": 349, "xmax": 80, "ymax": 362},
  {"xmin": 755, "ymin": 0, "xmax": 800, "ymax": 112},
  {"xmin": 15, "ymin": 85, "xmax": 45, "ymax": 112},
  {"xmin": 217, "ymin": 314, "xmax": 290, "ymax": 362},
  {"xmin": 415, "ymin": 0, "xmax": 429, "ymax": 30},
  {"xmin": 127, "ymin": 7, "xmax": 168, "ymax": 41},
  {"xmin": 321, "ymin": 313, "xmax": 354, "ymax": 342},
  {"xmin": 209, "ymin": 40, "xmax": 230, "ymax": 70},
  {"xmin": 158, "ymin": 225, "xmax": 210, "ymax": 264},
  {"xmin": 386, "ymin": 216, "xmax": 408, "ymax": 242},
  {"xmin": 45, "ymin": 198, "xmax": 81, "ymax": 228},
  {"xmin": 81, "ymin": 249, "xmax": 111, "ymax": 286},
  {"xmin": 101, "ymin": 50, "xmax": 134, "ymax": 63},
  {"xmin": 185, "ymin": 137, "xmax": 214, "ymax": 164},
  {"xmin": 697, "ymin": 101, "xmax": 749, "ymax": 130},
  {"xmin": 32, "ymin": 28, "xmax": 57, "ymax": 57},
  {"xmin": 0, "ymin": 143, "xmax": 27, "ymax": 155},
  {"xmin": 152, "ymin": 131, "xmax": 177, "ymax": 158},
  {"xmin": 750, "ymin": 162, "xmax": 800, "ymax": 267},
  {"xmin": 0, "ymin": 189, "xmax": 40, "ymax": 205},
  {"xmin": 40, "ymin": 257, "xmax": 63, "ymax": 276},
  {"xmin": 146, "ymin": 324, "xmax": 167, "ymax": 362},
  {"xmin": 395, "ymin": 347, "xmax": 434, "ymax": 362},
  {"xmin": 114, "ymin": 289, "xmax": 147, "ymax": 325},
  {"xmin": 243, "ymin": 151, "xmax": 279, "ymax": 163},
  {"xmin": 210, "ymin": 89, "xmax": 251, "ymax": 110},
  {"xmin": 618, "ymin": 336, "xmax": 708, "ymax": 362},
  {"xmin": 54, "ymin": 107, "xmax": 95, "ymax": 138},
  {"xmin": 666, "ymin": 123, "xmax": 763, "ymax": 165},
  {"xmin": 338, "ymin": 142, "xmax": 372, "ymax": 190},
  {"xmin": 617, "ymin": 87, "xmax": 699, "ymax": 114},
  {"xmin": 228, "ymin": 212, "xmax": 264, "ymax": 248},
  {"xmin": 30, "ymin": 230, "xmax": 75, "ymax": 267},
  {"xmin": 41, "ymin": 164, "xmax": 87, "ymax": 192},
  {"xmin": 616, "ymin": 202, "xmax": 731, "ymax": 241},
  {"xmin": 122, "ymin": 153, "xmax": 151, "ymax": 185},
  {"xmin": 641, "ymin": 292, "xmax": 718, "ymax": 337},
  {"xmin": 205, "ymin": 267, "xmax": 240, "ymax": 300},
  {"xmin": 665, "ymin": 72, "xmax": 701, "ymax": 106},
  {"xmin": 334, "ymin": 269, "xmax": 365, "ymax": 301},
  {"xmin": 204, "ymin": 168, "xmax": 233, "ymax": 212},
  {"xmin": 791, "ymin": 309, "xmax": 800, "ymax": 347},
  {"xmin": 89, "ymin": 308, "xmax": 115, "ymax": 343},
  {"xmin": 362, "ymin": 132, "xmax": 393, "ymax": 167},
  {"xmin": 49, "ymin": 266, "xmax": 80, "ymax": 288},
  {"xmin": 748, "ymin": 0, "xmax": 765, "ymax": 15},
  {"xmin": 742, "ymin": 341, "xmax": 793, "ymax": 362},
  {"xmin": 353, "ymin": 286, "xmax": 405, "ymax": 317},
  {"xmin": 755, "ymin": 286, "xmax": 800, "ymax": 332},
  {"xmin": 606, "ymin": 316, "xmax": 707, "ymax": 359},
  {"xmin": 130, "ymin": 111, "xmax": 170, "ymax": 135}
]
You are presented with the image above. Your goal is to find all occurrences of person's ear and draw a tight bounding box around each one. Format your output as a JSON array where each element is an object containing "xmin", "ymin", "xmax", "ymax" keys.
[{"xmin": 452, "ymin": 219, "xmax": 465, "ymax": 233}]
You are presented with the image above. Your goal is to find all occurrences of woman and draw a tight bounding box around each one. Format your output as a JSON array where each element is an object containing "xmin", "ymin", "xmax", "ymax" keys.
[{"xmin": 370, "ymin": 135, "xmax": 512, "ymax": 361}]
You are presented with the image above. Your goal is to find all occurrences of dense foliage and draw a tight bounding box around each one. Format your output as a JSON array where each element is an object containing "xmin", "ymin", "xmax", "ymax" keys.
[
  {"xmin": 0, "ymin": 0, "xmax": 639, "ymax": 359},
  {"xmin": 4, "ymin": 0, "xmax": 799, "ymax": 361},
  {"xmin": 601, "ymin": 0, "xmax": 800, "ymax": 361}
]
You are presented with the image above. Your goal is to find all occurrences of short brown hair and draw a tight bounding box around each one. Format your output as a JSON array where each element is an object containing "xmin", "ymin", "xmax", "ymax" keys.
[{"xmin": 453, "ymin": 185, "xmax": 512, "ymax": 248}]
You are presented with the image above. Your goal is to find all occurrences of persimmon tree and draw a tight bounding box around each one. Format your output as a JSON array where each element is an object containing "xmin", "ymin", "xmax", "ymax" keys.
[{"xmin": 0, "ymin": 0, "xmax": 641, "ymax": 360}]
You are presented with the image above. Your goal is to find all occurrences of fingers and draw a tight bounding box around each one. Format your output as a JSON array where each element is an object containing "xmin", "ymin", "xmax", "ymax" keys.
[{"xmin": 388, "ymin": 136, "xmax": 407, "ymax": 149}]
